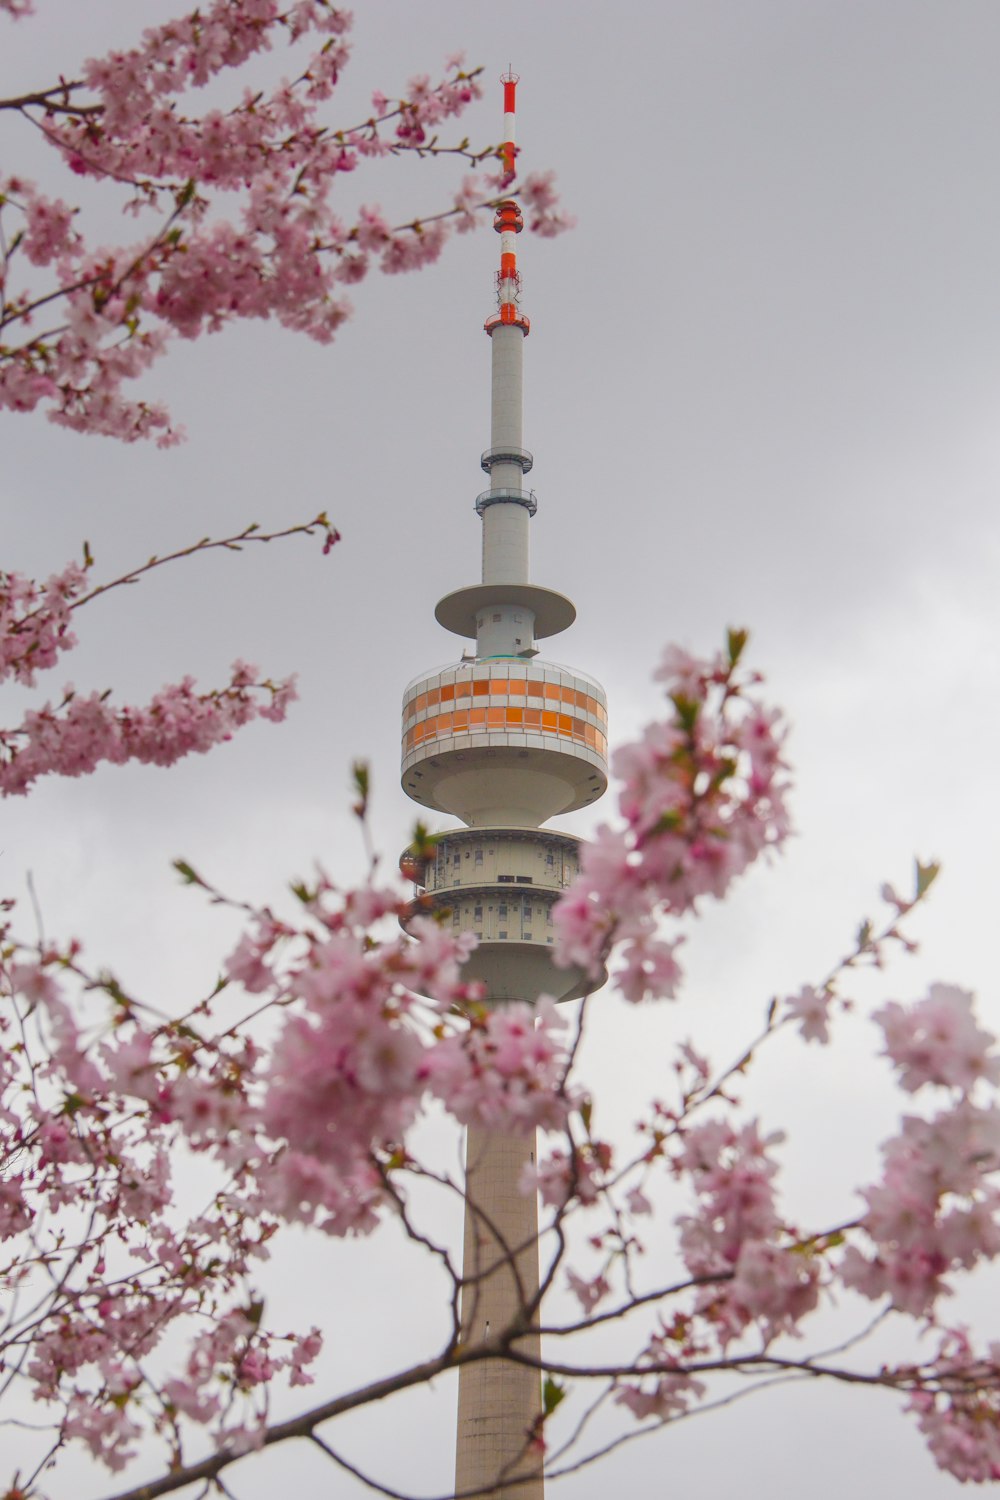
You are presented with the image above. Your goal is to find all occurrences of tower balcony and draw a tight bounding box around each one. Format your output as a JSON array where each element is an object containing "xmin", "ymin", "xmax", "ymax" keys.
[{"xmin": 481, "ymin": 446, "xmax": 533, "ymax": 476}]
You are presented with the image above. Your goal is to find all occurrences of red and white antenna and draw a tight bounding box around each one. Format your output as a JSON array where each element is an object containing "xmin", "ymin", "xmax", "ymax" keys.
[
  {"xmin": 434, "ymin": 67, "xmax": 579, "ymax": 659},
  {"xmin": 486, "ymin": 69, "xmax": 529, "ymax": 335}
]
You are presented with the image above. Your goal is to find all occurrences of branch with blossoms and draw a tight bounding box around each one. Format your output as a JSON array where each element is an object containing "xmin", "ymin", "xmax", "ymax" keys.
[
  {"xmin": 553, "ymin": 627, "xmax": 792, "ymax": 1003},
  {"xmin": 0, "ymin": 3, "xmax": 571, "ymax": 443},
  {"xmin": 0, "ymin": 515, "xmax": 337, "ymax": 796}
]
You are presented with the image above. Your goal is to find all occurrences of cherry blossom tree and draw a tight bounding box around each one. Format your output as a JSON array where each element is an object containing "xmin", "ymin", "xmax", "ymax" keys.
[
  {"xmin": 2, "ymin": 5, "xmax": 1000, "ymax": 1499},
  {"xmin": 4, "ymin": 624, "xmax": 1000, "ymax": 1497}
]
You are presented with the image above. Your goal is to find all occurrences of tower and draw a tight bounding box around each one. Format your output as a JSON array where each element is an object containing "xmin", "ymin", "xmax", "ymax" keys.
[{"xmin": 400, "ymin": 74, "xmax": 608, "ymax": 1498}]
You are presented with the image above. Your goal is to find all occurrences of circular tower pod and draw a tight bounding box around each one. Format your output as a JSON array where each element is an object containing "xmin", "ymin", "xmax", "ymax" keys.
[{"xmin": 399, "ymin": 827, "xmax": 607, "ymax": 1003}]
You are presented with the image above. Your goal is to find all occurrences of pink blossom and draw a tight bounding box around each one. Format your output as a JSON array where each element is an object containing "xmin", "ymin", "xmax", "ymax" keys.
[
  {"xmin": 567, "ymin": 1268, "xmax": 611, "ymax": 1315},
  {"xmin": 676, "ymin": 1119, "xmax": 783, "ymax": 1277},
  {"xmin": 63, "ymin": 1391, "xmax": 142, "ymax": 1471},
  {"xmin": 424, "ymin": 998, "xmax": 571, "ymax": 1133},
  {"xmin": 842, "ymin": 1098, "xmax": 1000, "ymax": 1315},
  {"xmin": 0, "ymin": 1177, "xmax": 32, "ymax": 1240},
  {"xmin": 876, "ymin": 985, "xmax": 999, "ymax": 1093},
  {"xmin": 626, "ymin": 1185, "xmax": 653, "ymax": 1216},
  {"xmin": 519, "ymin": 170, "xmax": 575, "ymax": 237},
  {"xmin": 162, "ymin": 1377, "xmax": 221, "ymax": 1423},
  {"xmin": 523, "ymin": 1139, "xmax": 613, "ymax": 1210},
  {"xmin": 728, "ymin": 1239, "xmax": 821, "ymax": 1342},
  {"xmin": 289, "ymin": 1328, "xmax": 323, "ymax": 1387},
  {"xmin": 616, "ymin": 1364, "xmax": 706, "ymax": 1422},
  {"xmin": 784, "ymin": 984, "xmax": 833, "ymax": 1044}
]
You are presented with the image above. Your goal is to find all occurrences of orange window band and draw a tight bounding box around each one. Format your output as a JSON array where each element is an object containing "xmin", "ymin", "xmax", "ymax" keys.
[{"xmin": 405, "ymin": 704, "xmax": 609, "ymax": 758}]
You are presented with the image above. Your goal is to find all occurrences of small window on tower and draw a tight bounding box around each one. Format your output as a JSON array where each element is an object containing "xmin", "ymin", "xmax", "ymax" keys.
[
  {"xmin": 499, "ymin": 930, "xmax": 508, "ymax": 940},
  {"xmin": 475, "ymin": 849, "xmax": 483, "ymax": 866},
  {"xmin": 474, "ymin": 905, "xmax": 483, "ymax": 921}
]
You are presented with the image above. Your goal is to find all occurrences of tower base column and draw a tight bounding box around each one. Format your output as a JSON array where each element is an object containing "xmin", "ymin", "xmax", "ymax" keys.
[{"xmin": 455, "ymin": 1124, "xmax": 544, "ymax": 1499}]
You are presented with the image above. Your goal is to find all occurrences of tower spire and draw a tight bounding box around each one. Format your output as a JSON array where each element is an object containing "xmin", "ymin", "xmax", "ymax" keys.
[
  {"xmin": 434, "ymin": 73, "xmax": 575, "ymax": 659},
  {"xmin": 489, "ymin": 69, "xmax": 528, "ymax": 336}
]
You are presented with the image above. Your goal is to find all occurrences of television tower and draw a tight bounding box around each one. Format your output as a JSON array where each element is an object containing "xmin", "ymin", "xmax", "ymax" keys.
[{"xmin": 400, "ymin": 73, "xmax": 608, "ymax": 1498}]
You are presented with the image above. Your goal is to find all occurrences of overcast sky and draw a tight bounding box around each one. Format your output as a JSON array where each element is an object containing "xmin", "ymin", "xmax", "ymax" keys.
[{"xmin": 3, "ymin": 3, "xmax": 1000, "ymax": 1496}]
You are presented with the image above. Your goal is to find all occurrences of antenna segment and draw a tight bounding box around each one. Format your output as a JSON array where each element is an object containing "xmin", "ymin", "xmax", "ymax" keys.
[{"xmin": 434, "ymin": 72, "xmax": 576, "ymax": 659}]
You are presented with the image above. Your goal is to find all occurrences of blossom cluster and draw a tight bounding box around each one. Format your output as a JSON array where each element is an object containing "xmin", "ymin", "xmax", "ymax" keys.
[
  {"xmin": 549, "ymin": 977, "xmax": 1000, "ymax": 1476},
  {"xmin": 841, "ymin": 986, "xmax": 1000, "ymax": 1317},
  {"xmin": 1, "ymin": 660, "xmax": 298, "ymax": 794},
  {"xmin": 0, "ymin": 874, "xmax": 575, "ymax": 1471},
  {"xmin": 0, "ymin": 5, "xmax": 569, "ymax": 442},
  {"xmin": 1, "ymin": 557, "xmax": 85, "ymax": 686},
  {"xmin": 0, "ymin": 530, "xmax": 331, "ymax": 793},
  {"xmin": 554, "ymin": 631, "xmax": 790, "ymax": 1000},
  {"xmin": 908, "ymin": 1329, "xmax": 1000, "ymax": 1482}
]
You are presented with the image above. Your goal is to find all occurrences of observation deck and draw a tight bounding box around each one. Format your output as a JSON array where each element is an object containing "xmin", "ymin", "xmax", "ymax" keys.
[{"xmin": 401, "ymin": 659, "xmax": 608, "ymax": 826}]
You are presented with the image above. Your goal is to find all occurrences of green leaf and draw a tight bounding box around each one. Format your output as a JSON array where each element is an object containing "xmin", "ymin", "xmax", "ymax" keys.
[
  {"xmin": 542, "ymin": 1376, "xmax": 567, "ymax": 1415},
  {"xmin": 351, "ymin": 760, "xmax": 370, "ymax": 815},
  {"xmin": 173, "ymin": 859, "xmax": 202, "ymax": 886},
  {"xmin": 726, "ymin": 627, "xmax": 749, "ymax": 667},
  {"xmin": 101, "ymin": 973, "xmax": 132, "ymax": 1008},
  {"xmin": 648, "ymin": 808, "xmax": 683, "ymax": 837},
  {"xmin": 670, "ymin": 693, "xmax": 700, "ymax": 734},
  {"xmin": 915, "ymin": 859, "xmax": 940, "ymax": 899}
]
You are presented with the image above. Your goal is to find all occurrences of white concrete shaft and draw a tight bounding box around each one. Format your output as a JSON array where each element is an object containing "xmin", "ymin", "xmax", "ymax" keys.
[
  {"xmin": 476, "ymin": 603, "xmax": 535, "ymax": 660},
  {"xmin": 484, "ymin": 325, "xmax": 530, "ymax": 587},
  {"xmin": 456, "ymin": 1123, "xmax": 543, "ymax": 1500},
  {"xmin": 490, "ymin": 325, "xmax": 524, "ymax": 457},
  {"xmin": 482, "ymin": 505, "xmax": 529, "ymax": 588}
]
